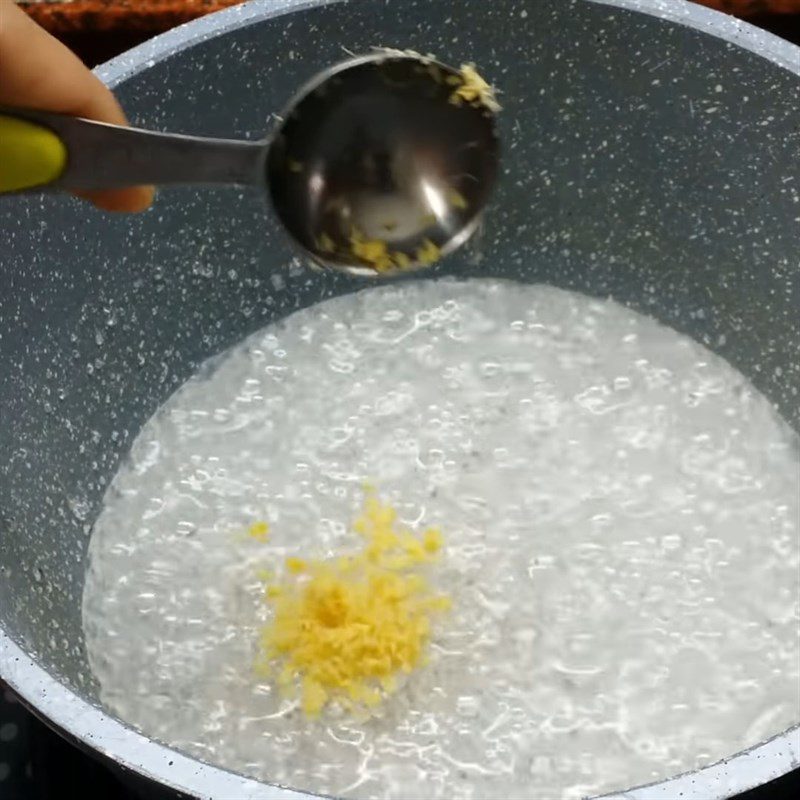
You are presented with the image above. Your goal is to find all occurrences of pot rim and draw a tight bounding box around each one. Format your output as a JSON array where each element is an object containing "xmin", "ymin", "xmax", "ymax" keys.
[{"xmin": 2, "ymin": 0, "xmax": 798, "ymax": 798}]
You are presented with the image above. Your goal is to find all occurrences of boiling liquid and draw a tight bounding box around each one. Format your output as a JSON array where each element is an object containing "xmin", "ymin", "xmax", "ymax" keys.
[{"xmin": 83, "ymin": 278, "xmax": 800, "ymax": 799}]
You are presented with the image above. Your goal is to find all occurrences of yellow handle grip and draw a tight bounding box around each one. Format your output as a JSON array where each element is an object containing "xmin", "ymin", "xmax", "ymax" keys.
[{"xmin": 0, "ymin": 115, "xmax": 68, "ymax": 193}]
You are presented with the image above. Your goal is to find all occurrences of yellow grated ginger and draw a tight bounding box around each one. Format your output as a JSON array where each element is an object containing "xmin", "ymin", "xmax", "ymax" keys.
[
  {"xmin": 256, "ymin": 494, "xmax": 450, "ymax": 718},
  {"xmin": 285, "ymin": 556, "xmax": 308, "ymax": 574},
  {"xmin": 416, "ymin": 239, "xmax": 441, "ymax": 266},
  {"xmin": 248, "ymin": 521, "xmax": 270, "ymax": 542},
  {"xmin": 392, "ymin": 251, "xmax": 412, "ymax": 269},
  {"xmin": 348, "ymin": 227, "xmax": 439, "ymax": 272},
  {"xmin": 449, "ymin": 64, "xmax": 501, "ymax": 113},
  {"xmin": 317, "ymin": 232, "xmax": 336, "ymax": 254},
  {"xmin": 447, "ymin": 188, "xmax": 469, "ymax": 211},
  {"xmin": 349, "ymin": 227, "xmax": 394, "ymax": 272}
]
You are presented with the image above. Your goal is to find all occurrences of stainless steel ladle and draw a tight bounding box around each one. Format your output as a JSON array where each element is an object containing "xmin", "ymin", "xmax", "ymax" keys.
[{"xmin": 0, "ymin": 52, "xmax": 500, "ymax": 276}]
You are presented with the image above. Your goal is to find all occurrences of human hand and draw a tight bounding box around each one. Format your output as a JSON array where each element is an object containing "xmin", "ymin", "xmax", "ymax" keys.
[{"xmin": 0, "ymin": 0, "xmax": 154, "ymax": 212}]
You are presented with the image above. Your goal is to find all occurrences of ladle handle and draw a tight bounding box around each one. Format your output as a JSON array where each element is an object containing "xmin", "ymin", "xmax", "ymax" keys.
[{"xmin": 0, "ymin": 106, "xmax": 267, "ymax": 194}]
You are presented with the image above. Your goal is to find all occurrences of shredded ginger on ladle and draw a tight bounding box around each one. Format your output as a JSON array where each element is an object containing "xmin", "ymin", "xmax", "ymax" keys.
[{"xmin": 448, "ymin": 63, "xmax": 501, "ymax": 113}]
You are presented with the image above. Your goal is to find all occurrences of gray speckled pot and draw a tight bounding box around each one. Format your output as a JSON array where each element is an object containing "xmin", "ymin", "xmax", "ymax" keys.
[{"xmin": 0, "ymin": 0, "xmax": 798, "ymax": 798}]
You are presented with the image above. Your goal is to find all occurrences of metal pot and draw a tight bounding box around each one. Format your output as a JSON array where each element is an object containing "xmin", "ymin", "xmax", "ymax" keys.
[{"xmin": 1, "ymin": 1, "xmax": 798, "ymax": 798}]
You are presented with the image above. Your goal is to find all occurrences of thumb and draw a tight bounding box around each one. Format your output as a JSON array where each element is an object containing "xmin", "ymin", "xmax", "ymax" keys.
[{"xmin": 0, "ymin": 0, "xmax": 154, "ymax": 212}]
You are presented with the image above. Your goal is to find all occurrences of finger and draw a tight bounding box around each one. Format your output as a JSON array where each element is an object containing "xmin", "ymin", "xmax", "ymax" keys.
[
  {"xmin": 0, "ymin": 0, "xmax": 154, "ymax": 212},
  {"xmin": 74, "ymin": 186, "xmax": 156, "ymax": 213}
]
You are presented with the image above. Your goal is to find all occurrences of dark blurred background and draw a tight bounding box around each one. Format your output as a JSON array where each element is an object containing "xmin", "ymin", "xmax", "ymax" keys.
[{"xmin": 14, "ymin": 0, "xmax": 800, "ymax": 65}]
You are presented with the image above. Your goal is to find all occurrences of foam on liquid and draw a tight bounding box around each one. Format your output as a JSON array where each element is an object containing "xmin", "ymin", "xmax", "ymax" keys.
[{"xmin": 83, "ymin": 278, "xmax": 800, "ymax": 799}]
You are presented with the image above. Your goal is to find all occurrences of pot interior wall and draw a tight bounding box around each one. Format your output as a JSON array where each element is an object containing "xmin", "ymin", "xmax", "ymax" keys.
[{"xmin": 1, "ymin": 0, "xmax": 797, "ymax": 712}]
